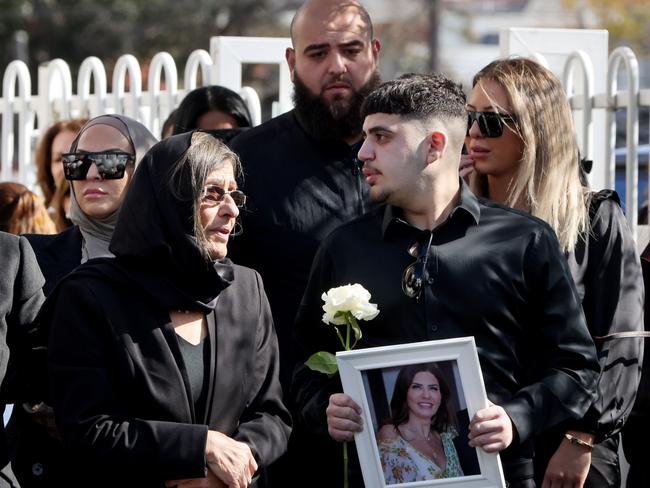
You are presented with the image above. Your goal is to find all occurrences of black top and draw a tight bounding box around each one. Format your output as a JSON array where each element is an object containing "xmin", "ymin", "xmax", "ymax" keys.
[
  {"xmin": 292, "ymin": 181, "xmax": 599, "ymax": 485},
  {"xmin": 533, "ymin": 190, "xmax": 645, "ymax": 474},
  {"xmin": 229, "ymin": 110, "xmax": 374, "ymax": 391},
  {"xmin": 176, "ymin": 332, "xmax": 210, "ymax": 423},
  {"xmin": 44, "ymin": 131, "xmax": 291, "ymax": 487},
  {"xmin": 24, "ymin": 226, "xmax": 82, "ymax": 297}
]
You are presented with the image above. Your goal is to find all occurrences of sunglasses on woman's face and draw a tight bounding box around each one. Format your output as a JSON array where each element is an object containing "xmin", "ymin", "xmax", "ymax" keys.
[
  {"xmin": 201, "ymin": 185, "xmax": 247, "ymax": 208},
  {"xmin": 466, "ymin": 111, "xmax": 517, "ymax": 138},
  {"xmin": 62, "ymin": 151, "xmax": 134, "ymax": 180}
]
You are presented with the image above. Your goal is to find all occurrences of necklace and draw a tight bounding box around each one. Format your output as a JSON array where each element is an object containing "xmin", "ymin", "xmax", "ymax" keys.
[{"xmin": 406, "ymin": 426, "xmax": 431, "ymax": 441}]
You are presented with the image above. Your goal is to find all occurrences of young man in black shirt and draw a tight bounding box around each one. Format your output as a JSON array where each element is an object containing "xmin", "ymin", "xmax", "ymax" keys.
[{"xmin": 293, "ymin": 73, "xmax": 599, "ymax": 487}]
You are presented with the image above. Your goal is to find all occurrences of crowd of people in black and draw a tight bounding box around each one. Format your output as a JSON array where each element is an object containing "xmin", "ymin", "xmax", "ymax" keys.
[{"xmin": 0, "ymin": 1, "xmax": 647, "ymax": 487}]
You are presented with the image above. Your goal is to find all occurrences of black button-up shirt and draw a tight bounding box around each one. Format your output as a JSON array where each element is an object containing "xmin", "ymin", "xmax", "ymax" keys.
[{"xmin": 293, "ymin": 181, "xmax": 598, "ymax": 481}]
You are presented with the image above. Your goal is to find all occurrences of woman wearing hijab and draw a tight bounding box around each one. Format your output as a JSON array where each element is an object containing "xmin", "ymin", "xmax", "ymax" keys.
[
  {"xmin": 45, "ymin": 131, "xmax": 290, "ymax": 487},
  {"xmin": 8, "ymin": 114, "xmax": 158, "ymax": 487}
]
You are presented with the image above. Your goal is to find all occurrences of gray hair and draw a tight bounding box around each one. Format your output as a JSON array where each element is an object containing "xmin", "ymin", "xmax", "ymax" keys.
[{"xmin": 168, "ymin": 131, "xmax": 242, "ymax": 259}]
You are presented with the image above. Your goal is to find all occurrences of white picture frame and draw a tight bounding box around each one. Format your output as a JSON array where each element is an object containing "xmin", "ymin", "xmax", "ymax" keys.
[{"xmin": 336, "ymin": 337, "xmax": 506, "ymax": 488}]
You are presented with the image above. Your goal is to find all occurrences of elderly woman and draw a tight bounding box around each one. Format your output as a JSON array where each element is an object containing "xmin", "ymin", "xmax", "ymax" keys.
[
  {"xmin": 378, "ymin": 363, "xmax": 463, "ymax": 484},
  {"xmin": 8, "ymin": 114, "xmax": 158, "ymax": 486},
  {"xmin": 45, "ymin": 131, "xmax": 291, "ymax": 487},
  {"xmin": 463, "ymin": 57, "xmax": 644, "ymax": 488}
]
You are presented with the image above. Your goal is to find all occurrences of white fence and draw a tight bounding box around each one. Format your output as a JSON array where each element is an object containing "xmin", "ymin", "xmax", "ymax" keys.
[
  {"xmin": 1, "ymin": 32, "xmax": 649, "ymax": 244},
  {"xmin": 0, "ymin": 36, "xmax": 292, "ymax": 187}
]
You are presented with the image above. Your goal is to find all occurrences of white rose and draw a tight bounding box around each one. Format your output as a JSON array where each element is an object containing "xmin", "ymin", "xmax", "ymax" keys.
[{"xmin": 321, "ymin": 283, "xmax": 380, "ymax": 325}]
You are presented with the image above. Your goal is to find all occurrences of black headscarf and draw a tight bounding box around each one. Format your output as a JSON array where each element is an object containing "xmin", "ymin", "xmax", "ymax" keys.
[{"xmin": 107, "ymin": 131, "xmax": 233, "ymax": 313}]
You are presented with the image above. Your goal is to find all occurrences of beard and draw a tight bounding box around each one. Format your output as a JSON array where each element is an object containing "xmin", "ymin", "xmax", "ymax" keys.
[{"xmin": 292, "ymin": 69, "xmax": 381, "ymax": 142}]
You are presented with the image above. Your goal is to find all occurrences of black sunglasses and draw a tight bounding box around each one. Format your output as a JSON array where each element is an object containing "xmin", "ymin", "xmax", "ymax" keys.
[
  {"xmin": 402, "ymin": 232, "xmax": 433, "ymax": 300},
  {"xmin": 466, "ymin": 110, "xmax": 517, "ymax": 138},
  {"xmin": 62, "ymin": 151, "xmax": 134, "ymax": 180},
  {"xmin": 201, "ymin": 185, "xmax": 247, "ymax": 208}
]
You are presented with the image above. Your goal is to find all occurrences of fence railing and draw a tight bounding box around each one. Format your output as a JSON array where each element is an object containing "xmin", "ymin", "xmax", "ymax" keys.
[
  {"xmin": 0, "ymin": 36, "xmax": 292, "ymax": 187},
  {"xmin": 1, "ymin": 34, "xmax": 649, "ymax": 245}
]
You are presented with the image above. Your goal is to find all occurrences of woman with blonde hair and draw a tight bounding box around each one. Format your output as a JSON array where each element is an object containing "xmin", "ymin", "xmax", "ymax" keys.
[
  {"xmin": 463, "ymin": 57, "xmax": 644, "ymax": 488},
  {"xmin": 0, "ymin": 182, "xmax": 56, "ymax": 235}
]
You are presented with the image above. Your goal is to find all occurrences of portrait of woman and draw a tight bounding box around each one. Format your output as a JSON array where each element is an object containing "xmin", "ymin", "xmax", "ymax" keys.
[
  {"xmin": 45, "ymin": 130, "xmax": 291, "ymax": 487},
  {"xmin": 463, "ymin": 57, "xmax": 644, "ymax": 488},
  {"xmin": 377, "ymin": 363, "xmax": 464, "ymax": 484}
]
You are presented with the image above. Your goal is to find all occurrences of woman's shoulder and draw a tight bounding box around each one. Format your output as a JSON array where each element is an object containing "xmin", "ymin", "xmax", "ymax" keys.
[{"xmin": 377, "ymin": 424, "xmax": 400, "ymax": 443}]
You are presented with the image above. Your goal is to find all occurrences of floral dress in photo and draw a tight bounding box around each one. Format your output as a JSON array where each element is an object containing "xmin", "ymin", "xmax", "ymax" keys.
[{"xmin": 378, "ymin": 429, "xmax": 464, "ymax": 484}]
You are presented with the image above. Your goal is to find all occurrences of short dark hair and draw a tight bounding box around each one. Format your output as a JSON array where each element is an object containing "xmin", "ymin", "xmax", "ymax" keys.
[
  {"xmin": 361, "ymin": 73, "xmax": 466, "ymax": 123},
  {"xmin": 172, "ymin": 85, "xmax": 252, "ymax": 135}
]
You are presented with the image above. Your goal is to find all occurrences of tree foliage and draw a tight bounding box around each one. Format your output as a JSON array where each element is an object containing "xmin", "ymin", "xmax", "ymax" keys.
[
  {"xmin": 565, "ymin": 0, "xmax": 650, "ymax": 55},
  {"xmin": 0, "ymin": 0, "xmax": 295, "ymax": 78}
]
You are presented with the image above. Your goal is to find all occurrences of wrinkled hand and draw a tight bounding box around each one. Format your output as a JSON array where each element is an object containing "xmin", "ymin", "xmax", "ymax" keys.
[
  {"xmin": 165, "ymin": 470, "xmax": 226, "ymax": 487},
  {"xmin": 460, "ymin": 154, "xmax": 475, "ymax": 181},
  {"xmin": 468, "ymin": 404, "xmax": 514, "ymax": 452},
  {"xmin": 541, "ymin": 435, "xmax": 592, "ymax": 488},
  {"xmin": 326, "ymin": 393, "xmax": 363, "ymax": 442},
  {"xmin": 205, "ymin": 430, "xmax": 257, "ymax": 488}
]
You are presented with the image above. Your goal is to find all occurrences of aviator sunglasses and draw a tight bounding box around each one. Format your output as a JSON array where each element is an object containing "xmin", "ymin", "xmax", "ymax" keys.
[
  {"xmin": 466, "ymin": 110, "xmax": 517, "ymax": 138},
  {"xmin": 201, "ymin": 185, "xmax": 247, "ymax": 209},
  {"xmin": 402, "ymin": 232, "xmax": 433, "ymax": 301},
  {"xmin": 62, "ymin": 151, "xmax": 134, "ymax": 180}
]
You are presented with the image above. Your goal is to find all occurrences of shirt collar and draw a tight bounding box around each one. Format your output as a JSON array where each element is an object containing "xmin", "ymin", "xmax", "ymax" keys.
[{"xmin": 382, "ymin": 178, "xmax": 481, "ymax": 238}]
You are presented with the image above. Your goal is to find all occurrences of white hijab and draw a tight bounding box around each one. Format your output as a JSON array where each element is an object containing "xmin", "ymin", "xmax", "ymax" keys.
[{"xmin": 67, "ymin": 114, "xmax": 158, "ymax": 262}]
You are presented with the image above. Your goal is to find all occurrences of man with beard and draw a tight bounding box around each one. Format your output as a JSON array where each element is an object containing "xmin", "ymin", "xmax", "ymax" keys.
[
  {"xmin": 229, "ymin": 2, "xmax": 379, "ymax": 484},
  {"xmin": 229, "ymin": 0, "xmax": 380, "ymax": 395}
]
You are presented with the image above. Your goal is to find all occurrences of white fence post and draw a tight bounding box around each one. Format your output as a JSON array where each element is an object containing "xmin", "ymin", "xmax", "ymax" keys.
[
  {"xmin": 147, "ymin": 52, "xmax": 178, "ymax": 137},
  {"xmin": 112, "ymin": 54, "xmax": 143, "ymax": 121},
  {"xmin": 606, "ymin": 47, "xmax": 640, "ymax": 238},
  {"xmin": 77, "ymin": 56, "xmax": 108, "ymax": 118},
  {"xmin": 210, "ymin": 36, "xmax": 292, "ymax": 117},
  {"xmin": 1, "ymin": 60, "xmax": 33, "ymax": 184},
  {"xmin": 563, "ymin": 50, "xmax": 595, "ymax": 163}
]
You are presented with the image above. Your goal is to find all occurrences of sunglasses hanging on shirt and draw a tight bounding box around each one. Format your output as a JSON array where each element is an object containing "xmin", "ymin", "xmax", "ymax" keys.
[{"xmin": 62, "ymin": 151, "xmax": 135, "ymax": 180}]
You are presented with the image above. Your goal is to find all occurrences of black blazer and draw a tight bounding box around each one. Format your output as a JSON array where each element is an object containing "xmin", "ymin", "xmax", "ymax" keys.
[
  {"xmin": 0, "ymin": 233, "xmax": 44, "ymax": 486},
  {"xmin": 24, "ymin": 226, "xmax": 82, "ymax": 297},
  {"xmin": 47, "ymin": 262, "xmax": 291, "ymax": 487}
]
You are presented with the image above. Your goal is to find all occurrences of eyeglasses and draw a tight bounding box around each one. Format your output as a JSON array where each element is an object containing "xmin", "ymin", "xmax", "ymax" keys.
[
  {"xmin": 402, "ymin": 233, "xmax": 433, "ymax": 300},
  {"xmin": 466, "ymin": 111, "xmax": 517, "ymax": 138},
  {"xmin": 62, "ymin": 151, "xmax": 134, "ymax": 180},
  {"xmin": 201, "ymin": 185, "xmax": 247, "ymax": 208}
]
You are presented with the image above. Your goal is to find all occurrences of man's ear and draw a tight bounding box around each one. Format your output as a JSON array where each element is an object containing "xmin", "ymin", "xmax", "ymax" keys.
[
  {"xmin": 371, "ymin": 38, "xmax": 381, "ymax": 59},
  {"xmin": 286, "ymin": 47, "xmax": 296, "ymax": 82},
  {"xmin": 426, "ymin": 131, "xmax": 448, "ymax": 165}
]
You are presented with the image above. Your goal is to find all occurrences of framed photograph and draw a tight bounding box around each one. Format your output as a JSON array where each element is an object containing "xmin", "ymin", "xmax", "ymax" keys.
[{"xmin": 336, "ymin": 336, "xmax": 505, "ymax": 488}]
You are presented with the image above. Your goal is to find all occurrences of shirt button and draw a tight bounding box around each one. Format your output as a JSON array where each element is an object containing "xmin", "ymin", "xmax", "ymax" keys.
[
  {"xmin": 32, "ymin": 463, "xmax": 43, "ymax": 476},
  {"xmin": 427, "ymin": 277, "xmax": 434, "ymax": 285},
  {"xmin": 431, "ymin": 324, "xmax": 439, "ymax": 332}
]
